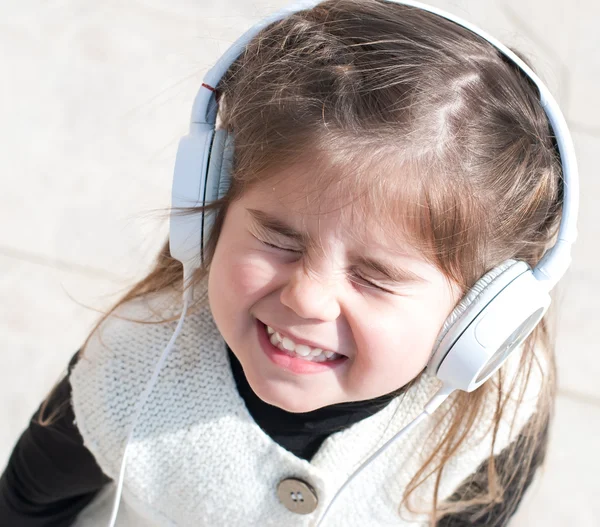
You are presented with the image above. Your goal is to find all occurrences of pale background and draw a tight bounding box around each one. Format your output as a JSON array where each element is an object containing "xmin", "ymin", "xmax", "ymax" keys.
[{"xmin": 1, "ymin": 0, "xmax": 598, "ymax": 525}]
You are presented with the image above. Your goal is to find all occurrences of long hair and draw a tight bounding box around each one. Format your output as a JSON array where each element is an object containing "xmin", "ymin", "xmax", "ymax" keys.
[{"xmin": 39, "ymin": 1, "xmax": 561, "ymax": 523}]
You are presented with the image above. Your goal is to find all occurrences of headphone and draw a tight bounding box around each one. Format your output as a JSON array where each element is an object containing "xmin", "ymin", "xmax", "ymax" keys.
[
  {"xmin": 170, "ymin": 0, "xmax": 579, "ymax": 395},
  {"xmin": 104, "ymin": 2, "xmax": 579, "ymax": 525}
]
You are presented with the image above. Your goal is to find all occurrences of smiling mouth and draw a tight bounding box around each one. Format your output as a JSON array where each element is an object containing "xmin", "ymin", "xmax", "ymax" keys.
[{"xmin": 262, "ymin": 323, "xmax": 344, "ymax": 363}]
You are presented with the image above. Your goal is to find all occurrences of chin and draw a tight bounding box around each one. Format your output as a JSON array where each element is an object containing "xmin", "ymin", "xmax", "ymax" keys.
[
  {"xmin": 250, "ymin": 380, "xmax": 328, "ymax": 414},
  {"xmin": 273, "ymin": 400, "xmax": 325, "ymax": 414}
]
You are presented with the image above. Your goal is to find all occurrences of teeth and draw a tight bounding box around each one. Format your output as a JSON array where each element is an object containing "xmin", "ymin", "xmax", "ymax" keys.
[
  {"xmin": 265, "ymin": 325, "xmax": 342, "ymax": 362},
  {"xmin": 281, "ymin": 337, "xmax": 295, "ymax": 352},
  {"xmin": 295, "ymin": 344, "xmax": 311, "ymax": 357}
]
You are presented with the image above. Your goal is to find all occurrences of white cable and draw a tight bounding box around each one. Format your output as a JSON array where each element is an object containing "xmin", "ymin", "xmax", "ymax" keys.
[
  {"xmin": 107, "ymin": 267, "xmax": 194, "ymax": 527},
  {"xmin": 314, "ymin": 384, "xmax": 454, "ymax": 527}
]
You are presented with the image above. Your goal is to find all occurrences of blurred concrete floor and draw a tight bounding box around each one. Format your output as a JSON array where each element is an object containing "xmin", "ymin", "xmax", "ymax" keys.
[{"xmin": 1, "ymin": 1, "xmax": 598, "ymax": 525}]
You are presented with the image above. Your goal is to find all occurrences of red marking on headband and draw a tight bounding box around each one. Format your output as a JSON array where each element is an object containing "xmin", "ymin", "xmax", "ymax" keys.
[{"xmin": 202, "ymin": 82, "xmax": 220, "ymax": 103}]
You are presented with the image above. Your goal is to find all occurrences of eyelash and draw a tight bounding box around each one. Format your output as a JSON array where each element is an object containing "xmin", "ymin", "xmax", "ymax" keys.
[
  {"xmin": 257, "ymin": 239, "xmax": 394, "ymax": 293},
  {"xmin": 260, "ymin": 239, "xmax": 300, "ymax": 252}
]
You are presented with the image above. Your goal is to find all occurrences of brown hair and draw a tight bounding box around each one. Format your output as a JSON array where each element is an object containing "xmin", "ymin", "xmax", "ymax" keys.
[{"xmin": 39, "ymin": 0, "xmax": 561, "ymax": 523}]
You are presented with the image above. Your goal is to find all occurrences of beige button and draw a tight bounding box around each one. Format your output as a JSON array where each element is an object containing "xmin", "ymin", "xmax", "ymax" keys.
[{"xmin": 277, "ymin": 478, "xmax": 318, "ymax": 514}]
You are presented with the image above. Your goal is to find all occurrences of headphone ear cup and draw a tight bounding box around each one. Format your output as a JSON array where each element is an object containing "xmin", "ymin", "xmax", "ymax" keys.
[
  {"xmin": 433, "ymin": 260, "xmax": 520, "ymax": 351},
  {"xmin": 427, "ymin": 259, "xmax": 550, "ymax": 392},
  {"xmin": 170, "ymin": 125, "xmax": 215, "ymax": 268},
  {"xmin": 202, "ymin": 130, "xmax": 233, "ymax": 258},
  {"xmin": 204, "ymin": 129, "xmax": 231, "ymax": 204}
]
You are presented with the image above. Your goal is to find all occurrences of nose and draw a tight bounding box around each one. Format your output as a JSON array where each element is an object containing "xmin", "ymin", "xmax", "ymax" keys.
[{"xmin": 279, "ymin": 266, "xmax": 341, "ymax": 321}]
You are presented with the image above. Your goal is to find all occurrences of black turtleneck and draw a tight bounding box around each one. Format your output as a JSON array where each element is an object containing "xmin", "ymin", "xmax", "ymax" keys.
[{"xmin": 227, "ymin": 346, "xmax": 401, "ymax": 461}]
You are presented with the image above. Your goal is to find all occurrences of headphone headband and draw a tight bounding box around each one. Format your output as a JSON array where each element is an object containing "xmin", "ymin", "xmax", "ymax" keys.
[{"xmin": 186, "ymin": 0, "xmax": 578, "ymax": 291}]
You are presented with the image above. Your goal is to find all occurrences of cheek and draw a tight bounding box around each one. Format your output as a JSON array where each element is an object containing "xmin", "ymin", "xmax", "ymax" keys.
[
  {"xmin": 214, "ymin": 251, "xmax": 283, "ymax": 302},
  {"xmin": 231, "ymin": 260, "xmax": 274, "ymax": 296},
  {"xmin": 354, "ymin": 303, "xmax": 449, "ymax": 379},
  {"xmin": 375, "ymin": 316, "xmax": 434, "ymax": 364}
]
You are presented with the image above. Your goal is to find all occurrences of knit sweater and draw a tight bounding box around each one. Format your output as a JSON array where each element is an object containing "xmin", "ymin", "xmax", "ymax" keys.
[{"xmin": 69, "ymin": 288, "xmax": 543, "ymax": 527}]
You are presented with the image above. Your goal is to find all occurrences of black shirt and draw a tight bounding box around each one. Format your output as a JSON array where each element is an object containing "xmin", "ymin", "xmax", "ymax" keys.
[
  {"xmin": 227, "ymin": 347, "xmax": 401, "ymax": 460},
  {"xmin": 0, "ymin": 349, "xmax": 546, "ymax": 526}
]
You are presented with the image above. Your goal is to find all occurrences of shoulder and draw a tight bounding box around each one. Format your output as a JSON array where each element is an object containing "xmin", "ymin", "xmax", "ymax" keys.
[
  {"xmin": 73, "ymin": 288, "xmax": 192, "ymax": 373},
  {"xmin": 71, "ymin": 290, "xmax": 180, "ymax": 408},
  {"xmin": 401, "ymin": 340, "xmax": 549, "ymax": 509},
  {"xmin": 434, "ymin": 340, "xmax": 550, "ymax": 517},
  {"xmin": 69, "ymin": 289, "xmax": 219, "ymax": 479},
  {"xmin": 437, "ymin": 413, "xmax": 548, "ymax": 526}
]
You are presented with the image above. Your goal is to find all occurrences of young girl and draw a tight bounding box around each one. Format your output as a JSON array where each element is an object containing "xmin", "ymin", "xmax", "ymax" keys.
[{"xmin": 0, "ymin": 0, "xmax": 576, "ymax": 526}]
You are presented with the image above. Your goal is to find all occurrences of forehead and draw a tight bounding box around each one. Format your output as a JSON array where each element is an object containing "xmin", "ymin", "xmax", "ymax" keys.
[{"xmin": 241, "ymin": 156, "xmax": 431, "ymax": 259}]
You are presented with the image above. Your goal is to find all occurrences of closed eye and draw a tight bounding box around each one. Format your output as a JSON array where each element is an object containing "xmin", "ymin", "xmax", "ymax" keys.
[
  {"xmin": 255, "ymin": 236, "xmax": 302, "ymax": 253},
  {"xmin": 349, "ymin": 271, "xmax": 395, "ymax": 294},
  {"xmin": 254, "ymin": 234, "xmax": 397, "ymax": 293}
]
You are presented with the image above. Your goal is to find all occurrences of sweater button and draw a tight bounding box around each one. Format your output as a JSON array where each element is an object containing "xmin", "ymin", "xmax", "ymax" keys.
[{"xmin": 277, "ymin": 478, "xmax": 318, "ymax": 514}]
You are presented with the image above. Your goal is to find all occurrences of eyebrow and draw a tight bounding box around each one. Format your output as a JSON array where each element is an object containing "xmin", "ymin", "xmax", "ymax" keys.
[{"xmin": 247, "ymin": 208, "xmax": 428, "ymax": 284}]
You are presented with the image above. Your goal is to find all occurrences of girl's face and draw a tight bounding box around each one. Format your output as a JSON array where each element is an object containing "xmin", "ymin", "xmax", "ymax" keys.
[{"xmin": 208, "ymin": 163, "xmax": 461, "ymax": 412}]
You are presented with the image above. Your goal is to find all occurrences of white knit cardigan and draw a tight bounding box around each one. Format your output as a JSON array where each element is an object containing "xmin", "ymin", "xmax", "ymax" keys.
[{"xmin": 70, "ymin": 289, "xmax": 542, "ymax": 527}]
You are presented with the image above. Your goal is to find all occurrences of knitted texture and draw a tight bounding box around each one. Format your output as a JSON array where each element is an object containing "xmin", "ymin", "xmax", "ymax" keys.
[{"xmin": 70, "ymin": 288, "xmax": 543, "ymax": 527}]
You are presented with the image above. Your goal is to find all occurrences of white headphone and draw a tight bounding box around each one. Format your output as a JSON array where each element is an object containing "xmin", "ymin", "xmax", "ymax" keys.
[
  {"xmin": 170, "ymin": 0, "xmax": 579, "ymax": 394},
  {"xmin": 105, "ymin": 2, "xmax": 579, "ymax": 525}
]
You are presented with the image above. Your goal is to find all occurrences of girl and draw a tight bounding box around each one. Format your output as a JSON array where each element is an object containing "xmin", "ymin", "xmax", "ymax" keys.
[{"xmin": 0, "ymin": 0, "xmax": 576, "ymax": 525}]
